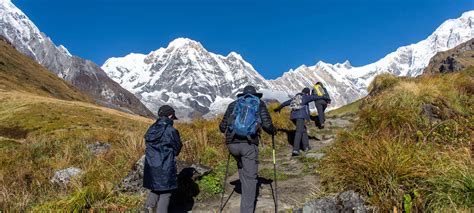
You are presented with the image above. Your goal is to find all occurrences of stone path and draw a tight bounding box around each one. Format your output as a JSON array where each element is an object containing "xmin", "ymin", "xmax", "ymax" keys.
[{"xmin": 192, "ymin": 113, "xmax": 355, "ymax": 212}]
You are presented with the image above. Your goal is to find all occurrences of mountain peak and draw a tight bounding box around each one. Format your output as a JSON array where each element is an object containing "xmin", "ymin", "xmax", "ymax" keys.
[
  {"xmin": 335, "ymin": 60, "xmax": 352, "ymax": 69},
  {"xmin": 227, "ymin": 52, "xmax": 243, "ymax": 60},
  {"xmin": 167, "ymin": 37, "xmax": 202, "ymax": 49}
]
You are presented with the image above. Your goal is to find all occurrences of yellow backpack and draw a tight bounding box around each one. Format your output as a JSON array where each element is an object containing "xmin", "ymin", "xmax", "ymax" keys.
[{"xmin": 313, "ymin": 84, "xmax": 325, "ymax": 97}]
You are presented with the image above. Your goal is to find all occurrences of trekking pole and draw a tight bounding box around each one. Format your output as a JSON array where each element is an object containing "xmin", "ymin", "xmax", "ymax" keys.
[
  {"xmin": 272, "ymin": 133, "xmax": 278, "ymax": 213},
  {"xmin": 219, "ymin": 152, "xmax": 231, "ymax": 213}
]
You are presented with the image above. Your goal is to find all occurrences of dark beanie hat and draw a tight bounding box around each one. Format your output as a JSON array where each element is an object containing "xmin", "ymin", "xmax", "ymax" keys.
[
  {"xmin": 302, "ymin": 87, "xmax": 310, "ymax": 94},
  {"xmin": 158, "ymin": 105, "xmax": 178, "ymax": 120}
]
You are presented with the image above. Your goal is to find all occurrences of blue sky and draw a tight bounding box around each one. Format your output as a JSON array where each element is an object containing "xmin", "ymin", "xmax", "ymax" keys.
[{"xmin": 13, "ymin": 0, "xmax": 474, "ymax": 79}]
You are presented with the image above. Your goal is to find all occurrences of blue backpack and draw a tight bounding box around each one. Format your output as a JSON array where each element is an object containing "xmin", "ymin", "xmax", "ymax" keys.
[{"xmin": 229, "ymin": 94, "xmax": 261, "ymax": 138}]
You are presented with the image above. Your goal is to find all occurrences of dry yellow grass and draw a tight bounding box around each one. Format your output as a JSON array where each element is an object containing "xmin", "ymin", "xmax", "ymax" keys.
[
  {"xmin": 321, "ymin": 68, "xmax": 474, "ymax": 211},
  {"xmin": 0, "ymin": 90, "xmax": 295, "ymax": 210}
]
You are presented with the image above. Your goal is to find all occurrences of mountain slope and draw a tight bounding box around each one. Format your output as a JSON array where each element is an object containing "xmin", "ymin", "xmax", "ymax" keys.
[
  {"xmin": 423, "ymin": 38, "xmax": 474, "ymax": 74},
  {"xmin": 102, "ymin": 38, "xmax": 273, "ymax": 119},
  {"xmin": 0, "ymin": 0, "xmax": 154, "ymax": 117},
  {"xmin": 0, "ymin": 38, "xmax": 91, "ymax": 102},
  {"xmin": 103, "ymin": 11, "xmax": 474, "ymax": 118}
]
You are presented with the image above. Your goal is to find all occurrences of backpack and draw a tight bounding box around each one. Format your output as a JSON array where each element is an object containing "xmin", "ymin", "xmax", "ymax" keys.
[
  {"xmin": 314, "ymin": 84, "xmax": 331, "ymax": 100},
  {"xmin": 313, "ymin": 84, "xmax": 326, "ymax": 97},
  {"xmin": 229, "ymin": 94, "xmax": 261, "ymax": 138},
  {"xmin": 289, "ymin": 94, "xmax": 304, "ymax": 111}
]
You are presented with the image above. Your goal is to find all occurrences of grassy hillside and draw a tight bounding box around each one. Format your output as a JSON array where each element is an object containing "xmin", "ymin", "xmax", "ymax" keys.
[
  {"xmin": 320, "ymin": 68, "xmax": 474, "ymax": 211},
  {"xmin": 0, "ymin": 91, "xmax": 152, "ymax": 209},
  {"xmin": 0, "ymin": 39, "xmax": 91, "ymax": 102},
  {"xmin": 0, "ymin": 89, "xmax": 294, "ymax": 210}
]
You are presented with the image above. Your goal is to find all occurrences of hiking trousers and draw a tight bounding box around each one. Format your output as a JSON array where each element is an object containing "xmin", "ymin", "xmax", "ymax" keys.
[
  {"xmin": 315, "ymin": 99, "xmax": 328, "ymax": 126},
  {"xmin": 227, "ymin": 143, "xmax": 259, "ymax": 213},
  {"xmin": 144, "ymin": 190, "xmax": 171, "ymax": 213},
  {"xmin": 293, "ymin": 118, "xmax": 310, "ymax": 152}
]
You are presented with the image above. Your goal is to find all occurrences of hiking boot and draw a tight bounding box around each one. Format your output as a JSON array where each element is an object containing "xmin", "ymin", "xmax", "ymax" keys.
[
  {"xmin": 291, "ymin": 150, "xmax": 300, "ymax": 156},
  {"xmin": 318, "ymin": 124, "xmax": 325, "ymax": 129},
  {"xmin": 303, "ymin": 147, "xmax": 311, "ymax": 152}
]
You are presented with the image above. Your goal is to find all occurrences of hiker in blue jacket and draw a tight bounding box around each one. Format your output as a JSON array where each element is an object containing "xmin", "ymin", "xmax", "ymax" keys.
[
  {"xmin": 274, "ymin": 88, "xmax": 326, "ymax": 156},
  {"xmin": 143, "ymin": 105, "xmax": 182, "ymax": 213}
]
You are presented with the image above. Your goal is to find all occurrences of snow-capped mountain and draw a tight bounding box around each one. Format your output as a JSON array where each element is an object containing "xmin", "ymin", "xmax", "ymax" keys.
[
  {"xmin": 103, "ymin": 10, "xmax": 473, "ymax": 119},
  {"xmin": 272, "ymin": 10, "xmax": 474, "ymax": 108},
  {"xmin": 102, "ymin": 38, "xmax": 274, "ymax": 119},
  {"xmin": 0, "ymin": 0, "xmax": 154, "ymax": 117}
]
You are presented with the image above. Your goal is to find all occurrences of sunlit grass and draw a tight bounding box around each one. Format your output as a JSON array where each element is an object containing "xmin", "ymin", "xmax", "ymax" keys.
[{"xmin": 320, "ymin": 68, "xmax": 474, "ymax": 211}]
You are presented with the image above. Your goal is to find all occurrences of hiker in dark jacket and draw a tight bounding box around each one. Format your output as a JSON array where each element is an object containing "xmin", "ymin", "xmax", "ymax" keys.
[
  {"xmin": 143, "ymin": 105, "xmax": 182, "ymax": 213},
  {"xmin": 274, "ymin": 88, "xmax": 325, "ymax": 156},
  {"xmin": 219, "ymin": 85, "xmax": 276, "ymax": 213},
  {"xmin": 311, "ymin": 82, "xmax": 332, "ymax": 129}
]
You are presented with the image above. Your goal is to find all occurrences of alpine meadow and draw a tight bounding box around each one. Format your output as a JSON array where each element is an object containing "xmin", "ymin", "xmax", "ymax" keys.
[{"xmin": 0, "ymin": 0, "xmax": 473, "ymax": 212}]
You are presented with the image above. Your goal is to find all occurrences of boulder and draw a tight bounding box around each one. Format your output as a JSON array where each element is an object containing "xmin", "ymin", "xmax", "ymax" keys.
[
  {"xmin": 339, "ymin": 190, "xmax": 367, "ymax": 212},
  {"xmin": 51, "ymin": 167, "xmax": 83, "ymax": 186},
  {"xmin": 86, "ymin": 141, "xmax": 111, "ymax": 155},
  {"xmin": 301, "ymin": 197, "xmax": 338, "ymax": 213}
]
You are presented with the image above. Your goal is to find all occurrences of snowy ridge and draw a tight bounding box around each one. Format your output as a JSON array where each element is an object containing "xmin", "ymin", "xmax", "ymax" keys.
[
  {"xmin": 271, "ymin": 10, "xmax": 474, "ymax": 108},
  {"xmin": 104, "ymin": 11, "xmax": 473, "ymax": 119}
]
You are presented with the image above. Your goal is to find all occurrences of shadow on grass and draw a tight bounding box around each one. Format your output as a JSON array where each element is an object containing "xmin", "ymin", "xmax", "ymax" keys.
[{"xmin": 169, "ymin": 168, "xmax": 200, "ymax": 212}]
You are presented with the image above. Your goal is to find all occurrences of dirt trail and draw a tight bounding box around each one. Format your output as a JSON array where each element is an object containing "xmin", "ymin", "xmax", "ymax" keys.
[{"xmin": 192, "ymin": 113, "xmax": 356, "ymax": 212}]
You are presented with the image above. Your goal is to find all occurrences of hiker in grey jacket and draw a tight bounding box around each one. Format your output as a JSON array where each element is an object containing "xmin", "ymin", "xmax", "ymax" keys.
[{"xmin": 274, "ymin": 88, "xmax": 325, "ymax": 156}]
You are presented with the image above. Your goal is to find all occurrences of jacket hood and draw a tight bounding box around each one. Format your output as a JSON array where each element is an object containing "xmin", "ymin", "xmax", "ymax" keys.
[{"xmin": 145, "ymin": 117, "xmax": 173, "ymax": 142}]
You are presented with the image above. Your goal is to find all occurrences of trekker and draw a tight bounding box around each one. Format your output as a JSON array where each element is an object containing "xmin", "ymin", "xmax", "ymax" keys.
[
  {"xmin": 219, "ymin": 85, "xmax": 276, "ymax": 213},
  {"xmin": 312, "ymin": 82, "xmax": 332, "ymax": 129},
  {"xmin": 143, "ymin": 105, "xmax": 182, "ymax": 213},
  {"xmin": 274, "ymin": 88, "xmax": 325, "ymax": 156}
]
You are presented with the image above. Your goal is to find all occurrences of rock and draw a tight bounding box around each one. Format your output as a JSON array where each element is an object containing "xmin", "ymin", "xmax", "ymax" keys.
[
  {"xmin": 339, "ymin": 190, "xmax": 367, "ymax": 213},
  {"xmin": 117, "ymin": 155, "xmax": 212, "ymax": 194},
  {"xmin": 86, "ymin": 141, "xmax": 110, "ymax": 155},
  {"xmin": 294, "ymin": 190, "xmax": 370, "ymax": 213},
  {"xmin": 305, "ymin": 153, "xmax": 325, "ymax": 160},
  {"xmin": 119, "ymin": 155, "xmax": 146, "ymax": 193},
  {"xmin": 328, "ymin": 118, "xmax": 352, "ymax": 128},
  {"xmin": 51, "ymin": 167, "xmax": 83, "ymax": 186},
  {"xmin": 421, "ymin": 104, "xmax": 442, "ymax": 122},
  {"xmin": 300, "ymin": 197, "xmax": 338, "ymax": 213}
]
